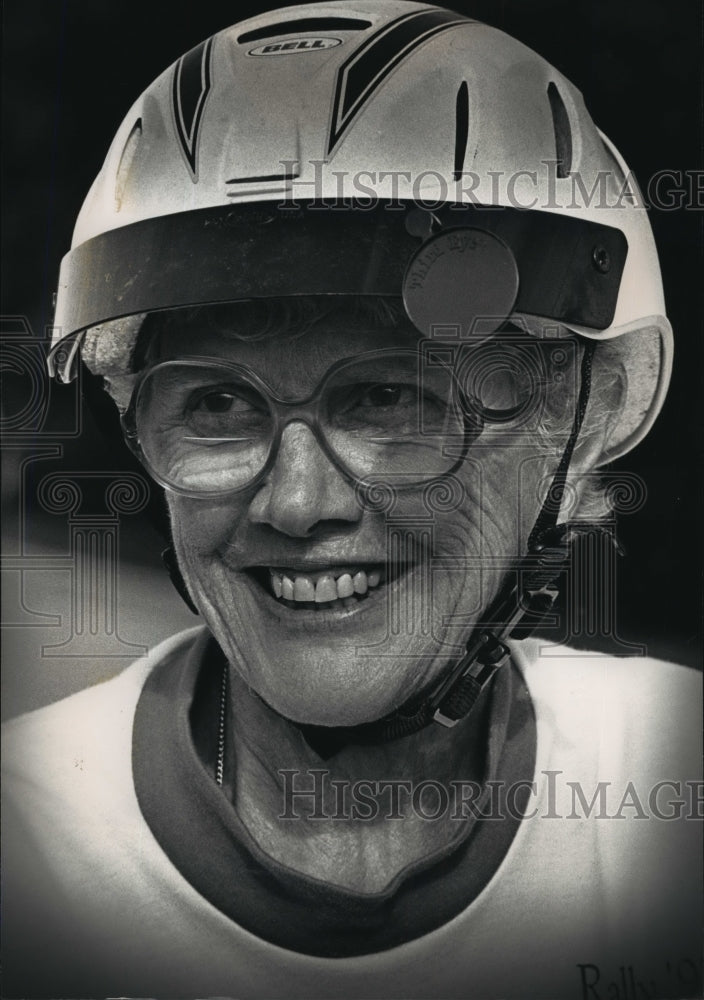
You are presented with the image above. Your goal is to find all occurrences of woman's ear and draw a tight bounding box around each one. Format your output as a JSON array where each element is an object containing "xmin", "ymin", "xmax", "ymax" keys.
[
  {"xmin": 565, "ymin": 324, "xmax": 670, "ymax": 521},
  {"xmin": 571, "ymin": 323, "xmax": 673, "ymax": 474},
  {"xmin": 564, "ymin": 343, "xmax": 629, "ymax": 523},
  {"xmin": 589, "ymin": 324, "xmax": 672, "ymax": 466},
  {"xmin": 572, "ymin": 345, "xmax": 629, "ymax": 474}
]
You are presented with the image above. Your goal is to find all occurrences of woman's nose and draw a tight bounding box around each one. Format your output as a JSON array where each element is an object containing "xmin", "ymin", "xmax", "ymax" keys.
[{"xmin": 247, "ymin": 422, "xmax": 362, "ymax": 537}]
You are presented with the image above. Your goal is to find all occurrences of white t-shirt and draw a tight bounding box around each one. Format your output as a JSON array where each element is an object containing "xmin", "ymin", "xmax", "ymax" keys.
[{"xmin": 2, "ymin": 628, "xmax": 701, "ymax": 999}]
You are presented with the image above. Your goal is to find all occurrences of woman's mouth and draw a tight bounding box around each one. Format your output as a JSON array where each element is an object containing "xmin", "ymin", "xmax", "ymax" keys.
[{"xmin": 247, "ymin": 565, "xmax": 387, "ymax": 610}]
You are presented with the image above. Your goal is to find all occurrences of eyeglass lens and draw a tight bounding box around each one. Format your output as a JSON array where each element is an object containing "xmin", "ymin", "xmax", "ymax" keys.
[{"xmin": 134, "ymin": 354, "xmax": 467, "ymax": 494}]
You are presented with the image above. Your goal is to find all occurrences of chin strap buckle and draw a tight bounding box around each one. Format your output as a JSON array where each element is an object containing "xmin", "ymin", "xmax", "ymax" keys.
[
  {"xmin": 432, "ymin": 632, "xmax": 512, "ymax": 728},
  {"xmin": 429, "ymin": 536, "xmax": 568, "ymax": 729}
]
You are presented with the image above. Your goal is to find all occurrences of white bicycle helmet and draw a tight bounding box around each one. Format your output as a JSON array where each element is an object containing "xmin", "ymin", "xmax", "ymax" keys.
[{"xmin": 49, "ymin": 0, "xmax": 672, "ymax": 464}]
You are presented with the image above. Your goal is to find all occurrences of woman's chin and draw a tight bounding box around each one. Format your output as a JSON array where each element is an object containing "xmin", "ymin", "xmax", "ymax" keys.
[
  {"xmin": 231, "ymin": 644, "xmax": 434, "ymax": 729},
  {"xmin": 253, "ymin": 667, "xmax": 410, "ymax": 728}
]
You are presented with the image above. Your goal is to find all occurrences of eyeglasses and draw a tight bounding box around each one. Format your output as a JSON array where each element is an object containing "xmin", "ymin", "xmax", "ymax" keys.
[{"xmin": 121, "ymin": 348, "xmax": 484, "ymax": 498}]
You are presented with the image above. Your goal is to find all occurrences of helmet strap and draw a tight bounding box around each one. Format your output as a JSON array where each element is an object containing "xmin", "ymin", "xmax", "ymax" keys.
[{"xmin": 527, "ymin": 338, "xmax": 596, "ymax": 550}]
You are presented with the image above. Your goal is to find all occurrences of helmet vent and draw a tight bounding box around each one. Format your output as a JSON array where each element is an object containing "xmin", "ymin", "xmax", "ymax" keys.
[
  {"xmin": 115, "ymin": 118, "xmax": 142, "ymax": 212},
  {"xmin": 453, "ymin": 81, "xmax": 469, "ymax": 181},
  {"xmin": 546, "ymin": 82, "xmax": 572, "ymax": 178},
  {"xmin": 238, "ymin": 18, "xmax": 372, "ymax": 44}
]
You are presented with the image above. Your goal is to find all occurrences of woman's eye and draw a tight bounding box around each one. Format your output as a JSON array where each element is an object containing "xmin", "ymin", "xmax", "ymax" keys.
[
  {"xmin": 361, "ymin": 384, "xmax": 404, "ymax": 407},
  {"xmin": 196, "ymin": 392, "xmax": 240, "ymax": 414},
  {"xmin": 183, "ymin": 385, "xmax": 270, "ymax": 437},
  {"xmin": 189, "ymin": 386, "xmax": 264, "ymax": 415}
]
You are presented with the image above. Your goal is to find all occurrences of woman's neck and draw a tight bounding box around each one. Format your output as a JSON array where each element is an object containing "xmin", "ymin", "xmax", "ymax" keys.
[{"xmin": 222, "ymin": 666, "xmax": 510, "ymax": 893}]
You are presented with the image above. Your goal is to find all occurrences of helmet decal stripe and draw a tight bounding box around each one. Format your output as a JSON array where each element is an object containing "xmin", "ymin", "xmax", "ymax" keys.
[
  {"xmin": 172, "ymin": 37, "xmax": 214, "ymax": 178},
  {"xmin": 328, "ymin": 8, "xmax": 469, "ymax": 156}
]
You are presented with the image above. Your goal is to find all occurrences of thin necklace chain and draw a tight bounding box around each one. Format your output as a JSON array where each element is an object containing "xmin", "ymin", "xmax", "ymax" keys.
[{"xmin": 216, "ymin": 661, "xmax": 228, "ymax": 787}]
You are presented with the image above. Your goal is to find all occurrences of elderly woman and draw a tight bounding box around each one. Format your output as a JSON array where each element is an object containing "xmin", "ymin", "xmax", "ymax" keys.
[{"xmin": 3, "ymin": 3, "xmax": 701, "ymax": 998}]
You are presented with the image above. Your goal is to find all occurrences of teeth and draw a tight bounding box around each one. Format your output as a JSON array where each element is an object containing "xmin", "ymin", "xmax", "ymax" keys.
[
  {"xmin": 336, "ymin": 573, "xmax": 354, "ymax": 599},
  {"xmin": 314, "ymin": 575, "xmax": 337, "ymax": 603},
  {"xmin": 267, "ymin": 567, "xmax": 384, "ymax": 606},
  {"xmin": 293, "ymin": 577, "xmax": 315, "ymax": 601}
]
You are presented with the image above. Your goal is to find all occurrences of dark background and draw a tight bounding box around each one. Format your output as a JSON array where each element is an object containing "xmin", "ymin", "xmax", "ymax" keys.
[{"xmin": 2, "ymin": 1, "xmax": 702, "ymax": 715}]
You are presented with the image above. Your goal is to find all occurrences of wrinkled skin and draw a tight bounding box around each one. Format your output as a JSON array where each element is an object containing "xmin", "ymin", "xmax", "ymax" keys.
[{"xmin": 163, "ymin": 313, "xmax": 574, "ymax": 727}]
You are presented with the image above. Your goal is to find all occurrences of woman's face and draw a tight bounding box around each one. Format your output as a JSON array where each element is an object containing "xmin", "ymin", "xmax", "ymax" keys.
[{"xmin": 158, "ymin": 310, "xmax": 567, "ymax": 725}]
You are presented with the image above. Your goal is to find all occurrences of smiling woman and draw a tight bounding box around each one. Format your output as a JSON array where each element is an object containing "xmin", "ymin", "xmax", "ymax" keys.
[
  {"xmin": 142, "ymin": 298, "xmax": 580, "ymax": 728},
  {"xmin": 2, "ymin": 2, "xmax": 701, "ymax": 998}
]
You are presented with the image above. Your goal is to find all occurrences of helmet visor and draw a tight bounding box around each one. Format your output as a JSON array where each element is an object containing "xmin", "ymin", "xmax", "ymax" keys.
[{"xmin": 51, "ymin": 201, "xmax": 628, "ymax": 382}]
